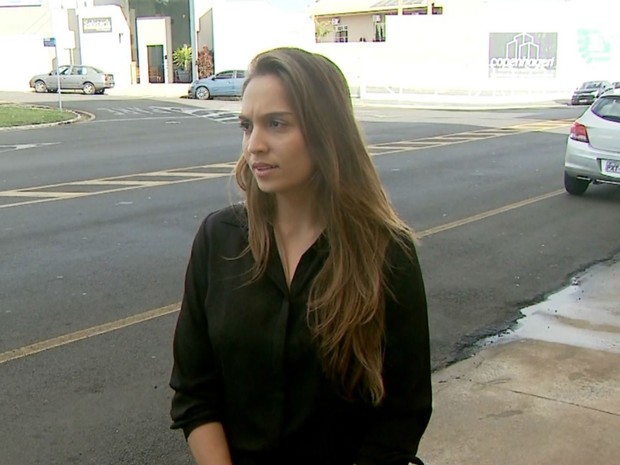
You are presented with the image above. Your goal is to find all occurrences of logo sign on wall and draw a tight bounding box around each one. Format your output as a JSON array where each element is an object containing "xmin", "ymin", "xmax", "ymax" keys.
[
  {"xmin": 82, "ymin": 17, "xmax": 112, "ymax": 33},
  {"xmin": 489, "ymin": 32, "xmax": 558, "ymax": 78}
]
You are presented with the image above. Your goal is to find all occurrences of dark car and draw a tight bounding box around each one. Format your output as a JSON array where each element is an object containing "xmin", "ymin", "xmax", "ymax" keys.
[
  {"xmin": 29, "ymin": 65, "xmax": 115, "ymax": 95},
  {"xmin": 571, "ymin": 80, "xmax": 612, "ymax": 105},
  {"xmin": 188, "ymin": 69, "xmax": 246, "ymax": 100}
]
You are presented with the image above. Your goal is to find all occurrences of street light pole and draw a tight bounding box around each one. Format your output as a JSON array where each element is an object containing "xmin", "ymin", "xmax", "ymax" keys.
[{"xmin": 188, "ymin": 0, "xmax": 198, "ymax": 81}]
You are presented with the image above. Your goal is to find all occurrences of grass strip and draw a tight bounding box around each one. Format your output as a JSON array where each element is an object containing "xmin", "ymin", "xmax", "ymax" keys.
[{"xmin": 0, "ymin": 103, "xmax": 74, "ymax": 128}]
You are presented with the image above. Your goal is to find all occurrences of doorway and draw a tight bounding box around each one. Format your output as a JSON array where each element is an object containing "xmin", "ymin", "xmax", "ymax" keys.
[{"xmin": 147, "ymin": 44, "xmax": 164, "ymax": 83}]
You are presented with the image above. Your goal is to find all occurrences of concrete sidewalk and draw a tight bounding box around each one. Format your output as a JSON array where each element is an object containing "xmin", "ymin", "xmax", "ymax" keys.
[
  {"xmin": 419, "ymin": 257, "xmax": 620, "ymax": 465},
  {"xmin": 103, "ymin": 83, "xmax": 569, "ymax": 111},
  {"xmin": 2, "ymin": 83, "xmax": 569, "ymax": 111}
]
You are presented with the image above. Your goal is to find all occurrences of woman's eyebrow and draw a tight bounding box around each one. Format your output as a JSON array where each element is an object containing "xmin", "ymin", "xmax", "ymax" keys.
[{"xmin": 238, "ymin": 111, "xmax": 294, "ymax": 121}]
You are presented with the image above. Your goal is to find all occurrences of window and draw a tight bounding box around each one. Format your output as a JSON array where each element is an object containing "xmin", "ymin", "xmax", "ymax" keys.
[
  {"xmin": 374, "ymin": 20, "xmax": 386, "ymax": 42},
  {"xmin": 215, "ymin": 71, "xmax": 233, "ymax": 79},
  {"xmin": 592, "ymin": 97, "xmax": 620, "ymax": 122},
  {"xmin": 335, "ymin": 25, "xmax": 348, "ymax": 43},
  {"xmin": 236, "ymin": 70, "xmax": 246, "ymax": 78}
]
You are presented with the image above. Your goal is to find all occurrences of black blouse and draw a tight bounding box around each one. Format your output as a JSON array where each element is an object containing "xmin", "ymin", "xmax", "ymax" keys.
[{"xmin": 169, "ymin": 205, "xmax": 432, "ymax": 465}]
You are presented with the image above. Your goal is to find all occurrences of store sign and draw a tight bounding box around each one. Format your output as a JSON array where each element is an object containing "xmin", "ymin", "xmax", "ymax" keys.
[
  {"xmin": 43, "ymin": 37, "xmax": 56, "ymax": 47},
  {"xmin": 82, "ymin": 17, "xmax": 112, "ymax": 33},
  {"xmin": 489, "ymin": 32, "xmax": 558, "ymax": 77},
  {"xmin": 0, "ymin": 0, "xmax": 42, "ymax": 5}
]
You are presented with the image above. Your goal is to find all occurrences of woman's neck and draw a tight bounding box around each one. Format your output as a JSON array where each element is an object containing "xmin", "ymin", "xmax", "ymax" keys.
[{"xmin": 274, "ymin": 191, "xmax": 324, "ymax": 237}]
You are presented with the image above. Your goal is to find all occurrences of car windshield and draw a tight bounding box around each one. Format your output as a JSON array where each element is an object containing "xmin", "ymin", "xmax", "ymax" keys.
[
  {"xmin": 580, "ymin": 81, "xmax": 601, "ymax": 89},
  {"xmin": 591, "ymin": 96, "xmax": 620, "ymax": 122}
]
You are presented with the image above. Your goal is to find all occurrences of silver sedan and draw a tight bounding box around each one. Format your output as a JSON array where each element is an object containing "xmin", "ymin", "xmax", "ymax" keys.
[
  {"xmin": 564, "ymin": 89, "xmax": 620, "ymax": 195},
  {"xmin": 29, "ymin": 65, "xmax": 115, "ymax": 95}
]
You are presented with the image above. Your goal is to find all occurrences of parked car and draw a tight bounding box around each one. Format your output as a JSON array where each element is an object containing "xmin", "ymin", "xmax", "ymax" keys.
[
  {"xmin": 29, "ymin": 65, "xmax": 114, "ymax": 95},
  {"xmin": 564, "ymin": 88, "xmax": 620, "ymax": 195},
  {"xmin": 570, "ymin": 80, "xmax": 612, "ymax": 105},
  {"xmin": 188, "ymin": 69, "xmax": 246, "ymax": 100}
]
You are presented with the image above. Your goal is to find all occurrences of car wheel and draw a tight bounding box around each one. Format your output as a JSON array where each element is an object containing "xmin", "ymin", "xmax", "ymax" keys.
[
  {"xmin": 195, "ymin": 86, "xmax": 210, "ymax": 100},
  {"xmin": 82, "ymin": 82, "xmax": 96, "ymax": 95},
  {"xmin": 564, "ymin": 172, "xmax": 590, "ymax": 195},
  {"xmin": 34, "ymin": 80, "xmax": 48, "ymax": 93}
]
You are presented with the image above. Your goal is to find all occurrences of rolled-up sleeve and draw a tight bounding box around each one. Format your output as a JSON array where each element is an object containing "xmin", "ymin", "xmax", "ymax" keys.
[
  {"xmin": 170, "ymin": 217, "xmax": 223, "ymax": 439},
  {"xmin": 356, "ymin": 240, "xmax": 432, "ymax": 465}
]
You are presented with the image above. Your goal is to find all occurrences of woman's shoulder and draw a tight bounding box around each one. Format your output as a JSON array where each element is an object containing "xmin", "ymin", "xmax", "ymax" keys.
[
  {"xmin": 198, "ymin": 203, "xmax": 248, "ymax": 239},
  {"xmin": 203, "ymin": 203, "xmax": 248, "ymax": 229}
]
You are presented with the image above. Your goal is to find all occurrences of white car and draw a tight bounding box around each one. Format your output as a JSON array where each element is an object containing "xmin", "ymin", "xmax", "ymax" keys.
[{"xmin": 564, "ymin": 89, "xmax": 620, "ymax": 195}]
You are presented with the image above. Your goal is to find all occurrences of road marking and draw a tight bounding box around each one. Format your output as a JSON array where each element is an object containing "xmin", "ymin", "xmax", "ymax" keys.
[
  {"xmin": 0, "ymin": 188, "xmax": 567, "ymax": 365},
  {"xmin": 0, "ymin": 119, "xmax": 570, "ymax": 209},
  {"xmin": 0, "ymin": 162, "xmax": 236, "ymax": 209},
  {"xmin": 368, "ymin": 119, "xmax": 572, "ymax": 156},
  {"xmin": 0, "ymin": 304, "xmax": 180, "ymax": 365},
  {"xmin": 417, "ymin": 189, "xmax": 565, "ymax": 237},
  {"xmin": 0, "ymin": 142, "xmax": 60, "ymax": 154},
  {"xmin": 91, "ymin": 106, "xmax": 242, "ymax": 124}
]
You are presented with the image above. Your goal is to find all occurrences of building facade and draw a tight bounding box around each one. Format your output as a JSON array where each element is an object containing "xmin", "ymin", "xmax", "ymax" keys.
[
  {"xmin": 309, "ymin": 0, "xmax": 620, "ymax": 98},
  {"xmin": 0, "ymin": 0, "xmax": 312, "ymax": 91},
  {"xmin": 2, "ymin": 0, "xmax": 619, "ymax": 99}
]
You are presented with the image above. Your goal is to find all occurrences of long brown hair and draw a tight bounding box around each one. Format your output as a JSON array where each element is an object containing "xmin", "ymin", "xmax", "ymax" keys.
[{"xmin": 235, "ymin": 47, "xmax": 414, "ymax": 404}]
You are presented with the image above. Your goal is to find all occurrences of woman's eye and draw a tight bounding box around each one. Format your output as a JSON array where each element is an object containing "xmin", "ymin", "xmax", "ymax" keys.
[
  {"xmin": 269, "ymin": 120, "xmax": 284, "ymax": 128},
  {"xmin": 239, "ymin": 121, "xmax": 251, "ymax": 132}
]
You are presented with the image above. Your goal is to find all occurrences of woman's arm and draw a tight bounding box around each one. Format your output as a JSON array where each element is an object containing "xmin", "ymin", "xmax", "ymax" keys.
[
  {"xmin": 188, "ymin": 422, "xmax": 233, "ymax": 465},
  {"xmin": 356, "ymin": 239, "xmax": 432, "ymax": 465},
  {"xmin": 170, "ymin": 216, "xmax": 227, "ymax": 446}
]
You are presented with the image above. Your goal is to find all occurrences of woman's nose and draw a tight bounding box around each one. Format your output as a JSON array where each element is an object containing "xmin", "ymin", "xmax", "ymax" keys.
[{"xmin": 247, "ymin": 126, "xmax": 267, "ymax": 154}]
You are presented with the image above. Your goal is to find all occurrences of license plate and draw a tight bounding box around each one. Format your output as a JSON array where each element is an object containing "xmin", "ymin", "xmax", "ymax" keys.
[{"xmin": 603, "ymin": 159, "xmax": 620, "ymax": 175}]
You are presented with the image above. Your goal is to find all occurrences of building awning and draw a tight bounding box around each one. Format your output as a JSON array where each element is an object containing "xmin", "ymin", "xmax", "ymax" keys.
[{"xmin": 310, "ymin": 0, "xmax": 428, "ymax": 16}]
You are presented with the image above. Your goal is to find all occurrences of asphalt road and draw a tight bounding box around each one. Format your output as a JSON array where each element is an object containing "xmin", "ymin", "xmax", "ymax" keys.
[{"xmin": 1, "ymin": 96, "xmax": 619, "ymax": 465}]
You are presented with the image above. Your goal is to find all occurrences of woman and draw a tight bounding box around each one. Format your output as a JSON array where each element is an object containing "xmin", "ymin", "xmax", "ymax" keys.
[{"xmin": 170, "ymin": 47, "xmax": 432, "ymax": 465}]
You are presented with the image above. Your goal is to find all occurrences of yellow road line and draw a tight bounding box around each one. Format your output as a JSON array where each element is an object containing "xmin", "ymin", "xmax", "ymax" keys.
[
  {"xmin": 0, "ymin": 172, "xmax": 230, "ymax": 209},
  {"xmin": 0, "ymin": 304, "xmax": 180, "ymax": 365},
  {"xmin": 418, "ymin": 189, "xmax": 565, "ymax": 238},
  {"xmin": 0, "ymin": 188, "xmax": 567, "ymax": 365},
  {"xmin": 1, "ymin": 120, "xmax": 568, "ymax": 208},
  {"xmin": 369, "ymin": 119, "xmax": 571, "ymax": 156}
]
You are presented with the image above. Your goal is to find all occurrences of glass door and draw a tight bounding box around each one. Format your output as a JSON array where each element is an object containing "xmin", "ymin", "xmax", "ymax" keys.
[{"xmin": 147, "ymin": 45, "xmax": 165, "ymax": 83}]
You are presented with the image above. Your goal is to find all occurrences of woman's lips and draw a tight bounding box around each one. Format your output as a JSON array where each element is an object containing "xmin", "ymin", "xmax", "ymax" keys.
[{"xmin": 252, "ymin": 163, "xmax": 277, "ymax": 177}]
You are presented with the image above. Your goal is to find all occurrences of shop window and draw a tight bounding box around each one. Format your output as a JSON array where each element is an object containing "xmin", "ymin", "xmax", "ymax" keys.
[
  {"xmin": 374, "ymin": 21, "xmax": 386, "ymax": 42},
  {"xmin": 335, "ymin": 25, "xmax": 348, "ymax": 43}
]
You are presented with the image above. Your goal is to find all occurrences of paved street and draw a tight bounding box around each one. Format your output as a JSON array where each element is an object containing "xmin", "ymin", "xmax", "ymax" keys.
[{"xmin": 1, "ymin": 95, "xmax": 619, "ymax": 464}]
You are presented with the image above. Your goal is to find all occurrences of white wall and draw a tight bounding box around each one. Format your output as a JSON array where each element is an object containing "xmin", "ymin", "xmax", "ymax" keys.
[
  {"xmin": 78, "ymin": 5, "xmax": 132, "ymax": 88},
  {"xmin": 0, "ymin": 0, "xmax": 131, "ymax": 90},
  {"xmin": 310, "ymin": 0, "xmax": 620, "ymax": 98},
  {"xmin": 211, "ymin": 1, "xmax": 314, "ymax": 72},
  {"xmin": 0, "ymin": 0, "xmax": 73, "ymax": 90}
]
